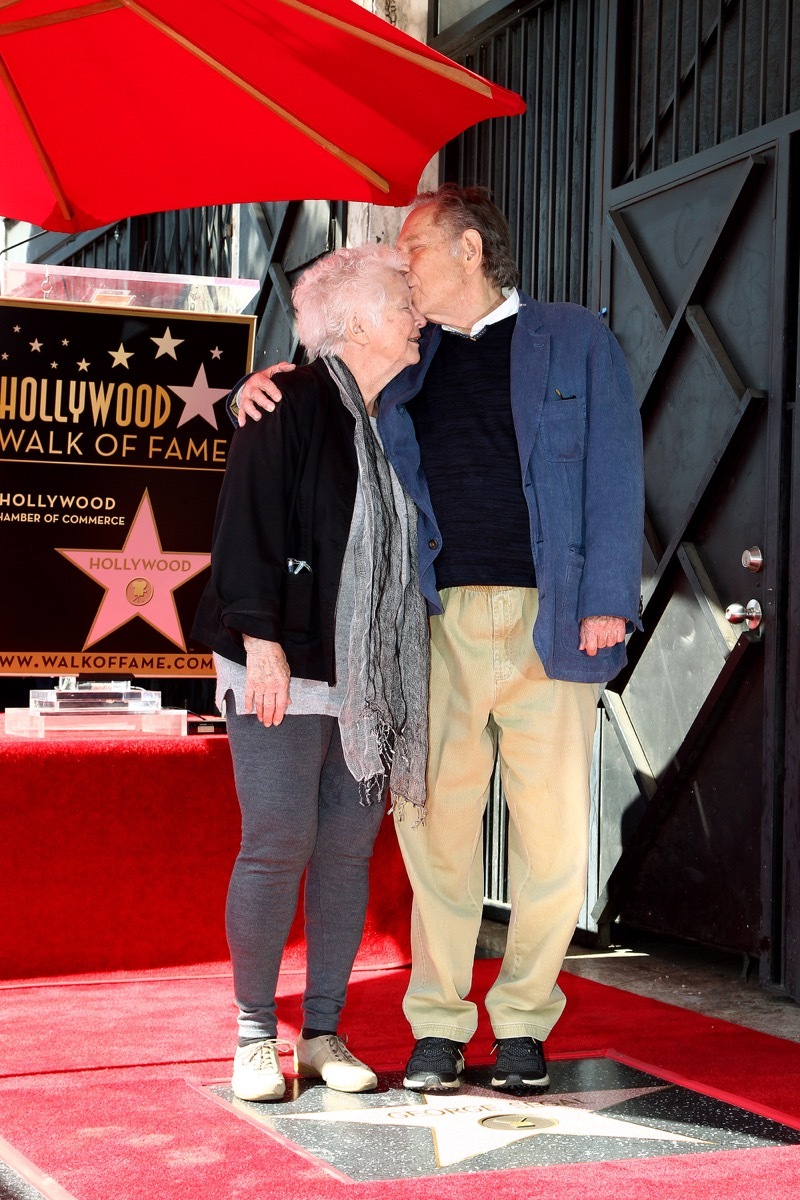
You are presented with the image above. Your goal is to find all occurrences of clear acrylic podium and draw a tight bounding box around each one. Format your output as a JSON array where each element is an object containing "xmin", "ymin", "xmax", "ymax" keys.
[{"xmin": 4, "ymin": 679, "xmax": 187, "ymax": 737}]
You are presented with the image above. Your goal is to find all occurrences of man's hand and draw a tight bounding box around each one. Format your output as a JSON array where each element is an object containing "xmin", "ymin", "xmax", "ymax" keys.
[
  {"xmin": 243, "ymin": 634, "xmax": 291, "ymax": 726},
  {"xmin": 235, "ymin": 363, "xmax": 296, "ymax": 426},
  {"xmin": 579, "ymin": 615, "xmax": 627, "ymax": 656}
]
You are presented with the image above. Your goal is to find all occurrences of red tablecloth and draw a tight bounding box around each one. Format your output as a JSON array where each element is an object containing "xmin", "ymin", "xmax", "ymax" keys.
[{"xmin": 0, "ymin": 721, "xmax": 410, "ymax": 978}]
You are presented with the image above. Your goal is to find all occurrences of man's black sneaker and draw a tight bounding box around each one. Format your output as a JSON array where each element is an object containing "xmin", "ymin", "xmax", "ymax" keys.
[
  {"xmin": 491, "ymin": 1037, "xmax": 549, "ymax": 1090},
  {"xmin": 403, "ymin": 1038, "xmax": 465, "ymax": 1091}
]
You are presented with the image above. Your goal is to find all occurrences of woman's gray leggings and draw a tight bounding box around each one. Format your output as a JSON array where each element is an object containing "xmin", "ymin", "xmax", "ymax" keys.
[{"xmin": 224, "ymin": 703, "xmax": 385, "ymax": 1040}]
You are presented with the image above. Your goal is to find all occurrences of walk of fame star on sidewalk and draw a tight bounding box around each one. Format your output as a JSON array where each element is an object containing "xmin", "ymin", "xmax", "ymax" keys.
[
  {"xmin": 274, "ymin": 1086, "xmax": 705, "ymax": 1168},
  {"xmin": 202, "ymin": 1057, "xmax": 800, "ymax": 1182}
]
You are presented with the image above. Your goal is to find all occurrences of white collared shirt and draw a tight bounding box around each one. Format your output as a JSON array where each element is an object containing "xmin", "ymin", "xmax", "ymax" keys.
[{"xmin": 440, "ymin": 287, "xmax": 520, "ymax": 338}]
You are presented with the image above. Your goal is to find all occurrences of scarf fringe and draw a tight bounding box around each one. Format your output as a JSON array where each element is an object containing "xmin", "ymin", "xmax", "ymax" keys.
[{"xmin": 390, "ymin": 794, "xmax": 427, "ymax": 827}]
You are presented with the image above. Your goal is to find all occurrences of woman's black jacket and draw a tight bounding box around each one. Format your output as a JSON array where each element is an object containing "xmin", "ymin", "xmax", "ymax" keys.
[{"xmin": 192, "ymin": 358, "xmax": 357, "ymax": 685}]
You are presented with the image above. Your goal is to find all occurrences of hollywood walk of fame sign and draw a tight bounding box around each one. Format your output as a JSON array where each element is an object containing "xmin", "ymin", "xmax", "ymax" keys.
[
  {"xmin": 0, "ymin": 297, "xmax": 254, "ymax": 677},
  {"xmin": 201, "ymin": 1057, "xmax": 800, "ymax": 1182}
]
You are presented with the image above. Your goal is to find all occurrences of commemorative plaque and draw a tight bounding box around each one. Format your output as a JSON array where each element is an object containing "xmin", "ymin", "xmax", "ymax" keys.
[{"xmin": 0, "ymin": 266, "xmax": 257, "ymax": 679}]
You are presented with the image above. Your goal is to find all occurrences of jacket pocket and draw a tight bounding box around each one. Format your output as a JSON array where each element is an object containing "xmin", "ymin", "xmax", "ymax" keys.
[
  {"xmin": 280, "ymin": 568, "xmax": 316, "ymax": 636},
  {"xmin": 540, "ymin": 394, "xmax": 587, "ymax": 462}
]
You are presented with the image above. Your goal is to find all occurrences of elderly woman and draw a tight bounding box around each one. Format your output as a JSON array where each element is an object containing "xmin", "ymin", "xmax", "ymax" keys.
[{"xmin": 193, "ymin": 246, "xmax": 429, "ymax": 1103}]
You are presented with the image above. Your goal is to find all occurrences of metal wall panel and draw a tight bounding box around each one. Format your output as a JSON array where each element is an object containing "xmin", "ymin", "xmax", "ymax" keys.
[
  {"xmin": 51, "ymin": 206, "xmax": 236, "ymax": 279},
  {"xmin": 616, "ymin": 0, "xmax": 800, "ymax": 184},
  {"xmin": 437, "ymin": 0, "xmax": 601, "ymax": 309}
]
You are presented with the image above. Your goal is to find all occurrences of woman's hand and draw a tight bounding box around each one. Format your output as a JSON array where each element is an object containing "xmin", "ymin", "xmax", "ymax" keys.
[{"xmin": 243, "ymin": 635, "xmax": 291, "ymax": 726}]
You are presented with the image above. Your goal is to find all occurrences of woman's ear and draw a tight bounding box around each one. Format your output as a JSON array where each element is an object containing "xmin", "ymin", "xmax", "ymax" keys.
[{"xmin": 346, "ymin": 312, "xmax": 370, "ymax": 345}]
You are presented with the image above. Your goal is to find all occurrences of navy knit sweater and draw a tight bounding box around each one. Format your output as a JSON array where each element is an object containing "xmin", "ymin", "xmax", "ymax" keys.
[{"xmin": 408, "ymin": 314, "xmax": 536, "ymax": 590}]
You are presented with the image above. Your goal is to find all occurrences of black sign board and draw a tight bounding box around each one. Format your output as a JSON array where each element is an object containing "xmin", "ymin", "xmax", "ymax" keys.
[{"xmin": 0, "ymin": 298, "xmax": 254, "ymax": 676}]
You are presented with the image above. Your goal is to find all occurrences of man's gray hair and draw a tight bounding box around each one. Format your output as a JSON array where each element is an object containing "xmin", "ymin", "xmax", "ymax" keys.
[
  {"xmin": 293, "ymin": 244, "xmax": 407, "ymax": 359},
  {"xmin": 410, "ymin": 183, "xmax": 519, "ymax": 290}
]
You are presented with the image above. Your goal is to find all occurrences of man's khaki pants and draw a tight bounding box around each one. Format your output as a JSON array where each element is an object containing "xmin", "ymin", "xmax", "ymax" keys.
[{"xmin": 394, "ymin": 586, "xmax": 599, "ymax": 1043}]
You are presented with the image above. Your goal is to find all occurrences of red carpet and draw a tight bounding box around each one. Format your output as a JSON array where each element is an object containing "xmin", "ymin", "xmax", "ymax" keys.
[
  {"xmin": 2, "ymin": 728, "xmax": 800, "ymax": 1196},
  {"xmin": 2, "ymin": 962, "xmax": 800, "ymax": 1200}
]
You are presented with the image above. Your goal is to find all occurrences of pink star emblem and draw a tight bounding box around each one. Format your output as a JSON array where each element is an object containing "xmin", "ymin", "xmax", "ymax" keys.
[
  {"xmin": 168, "ymin": 363, "xmax": 231, "ymax": 430},
  {"xmin": 57, "ymin": 491, "xmax": 210, "ymax": 650}
]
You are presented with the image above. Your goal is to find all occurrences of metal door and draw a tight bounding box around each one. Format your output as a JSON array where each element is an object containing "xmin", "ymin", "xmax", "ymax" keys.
[{"xmin": 590, "ymin": 139, "xmax": 793, "ymax": 984}]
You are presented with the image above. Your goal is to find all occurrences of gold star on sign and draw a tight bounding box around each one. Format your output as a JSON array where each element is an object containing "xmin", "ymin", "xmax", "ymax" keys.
[
  {"xmin": 77, "ymin": 359, "xmax": 90, "ymax": 372},
  {"xmin": 109, "ymin": 343, "xmax": 133, "ymax": 368},
  {"xmin": 50, "ymin": 361, "xmax": 58, "ymax": 369},
  {"xmin": 12, "ymin": 325, "xmax": 20, "ymax": 333},
  {"xmin": 210, "ymin": 346, "xmax": 223, "ymax": 360},
  {"xmin": 61, "ymin": 338, "xmax": 69, "ymax": 346},
  {"xmin": 30, "ymin": 338, "xmax": 43, "ymax": 352},
  {"xmin": 151, "ymin": 326, "xmax": 184, "ymax": 360},
  {"xmin": 1, "ymin": 352, "xmax": 8, "ymax": 361}
]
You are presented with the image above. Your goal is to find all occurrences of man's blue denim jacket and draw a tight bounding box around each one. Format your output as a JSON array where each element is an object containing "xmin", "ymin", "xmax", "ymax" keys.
[{"xmin": 376, "ymin": 294, "xmax": 644, "ymax": 685}]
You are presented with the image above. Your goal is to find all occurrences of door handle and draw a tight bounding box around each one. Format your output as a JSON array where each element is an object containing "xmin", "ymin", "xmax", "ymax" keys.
[{"xmin": 724, "ymin": 599, "xmax": 762, "ymax": 630}]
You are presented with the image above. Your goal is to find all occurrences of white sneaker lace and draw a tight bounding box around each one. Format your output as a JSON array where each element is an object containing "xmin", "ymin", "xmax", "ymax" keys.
[
  {"xmin": 242, "ymin": 1039, "xmax": 291, "ymax": 1069},
  {"xmin": 318, "ymin": 1034, "xmax": 362, "ymax": 1066}
]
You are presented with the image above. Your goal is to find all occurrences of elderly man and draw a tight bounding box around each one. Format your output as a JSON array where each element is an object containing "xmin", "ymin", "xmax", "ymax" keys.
[{"xmin": 232, "ymin": 184, "xmax": 644, "ymax": 1094}]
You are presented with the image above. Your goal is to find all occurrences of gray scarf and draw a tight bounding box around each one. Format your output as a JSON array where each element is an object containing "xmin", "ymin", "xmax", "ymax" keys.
[{"xmin": 324, "ymin": 356, "xmax": 429, "ymax": 820}]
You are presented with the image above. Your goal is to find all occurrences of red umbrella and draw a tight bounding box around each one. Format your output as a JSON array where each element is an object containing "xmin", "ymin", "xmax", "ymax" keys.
[{"xmin": 0, "ymin": 0, "xmax": 525, "ymax": 234}]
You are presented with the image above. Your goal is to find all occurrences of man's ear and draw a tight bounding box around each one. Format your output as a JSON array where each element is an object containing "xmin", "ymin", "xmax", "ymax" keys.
[{"xmin": 462, "ymin": 228, "xmax": 484, "ymax": 275}]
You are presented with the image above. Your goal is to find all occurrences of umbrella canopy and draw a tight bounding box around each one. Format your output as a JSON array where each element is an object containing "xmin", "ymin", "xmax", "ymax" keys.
[{"xmin": 0, "ymin": 0, "xmax": 525, "ymax": 234}]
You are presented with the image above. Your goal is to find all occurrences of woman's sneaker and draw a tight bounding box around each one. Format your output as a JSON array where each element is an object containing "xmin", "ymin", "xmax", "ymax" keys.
[
  {"xmin": 294, "ymin": 1034, "xmax": 378, "ymax": 1093},
  {"xmin": 403, "ymin": 1038, "xmax": 465, "ymax": 1091},
  {"xmin": 232, "ymin": 1038, "xmax": 286, "ymax": 1101}
]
